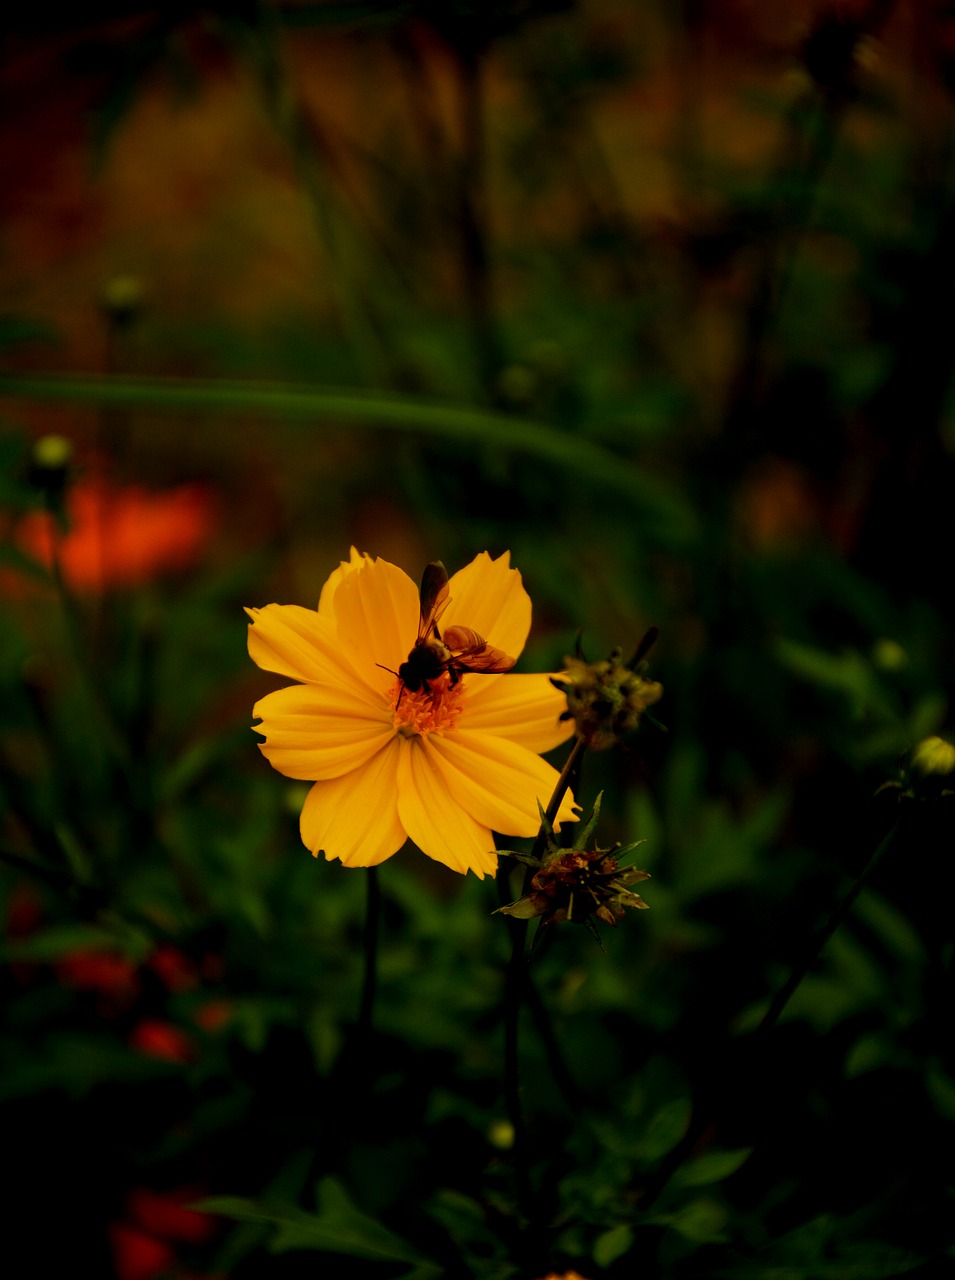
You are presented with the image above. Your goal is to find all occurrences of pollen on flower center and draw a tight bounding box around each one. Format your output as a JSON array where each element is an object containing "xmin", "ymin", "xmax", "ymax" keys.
[{"xmin": 391, "ymin": 671, "xmax": 467, "ymax": 738}]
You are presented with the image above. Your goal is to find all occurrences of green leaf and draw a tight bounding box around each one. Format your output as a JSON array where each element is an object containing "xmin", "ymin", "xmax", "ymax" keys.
[
  {"xmin": 648, "ymin": 1196, "xmax": 729, "ymax": 1244},
  {"xmin": 2, "ymin": 924, "xmax": 130, "ymax": 963},
  {"xmin": 194, "ymin": 1196, "xmax": 276, "ymax": 1223},
  {"xmin": 593, "ymin": 1223, "xmax": 633, "ymax": 1267},
  {"xmin": 908, "ymin": 691, "xmax": 947, "ymax": 741},
  {"xmin": 634, "ymin": 1097, "xmax": 692, "ymax": 1162},
  {"xmin": 0, "ymin": 373, "xmax": 699, "ymax": 543},
  {"xmin": 496, "ymin": 898, "xmax": 543, "ymax": 920},
  {"xmin": 53, "ymin": 822, "xmax": 93, "ymax": 885},
  {"xmin": 843, "ymin": 1032, "xmax": 892, "ymax": 1079},
  {"xmin": 851, "ymin": 889, "xmax": 924, "ymax": 964},
  {"xmin": 926, "ymin": 1061, "xmax": 955, "ymax": 1121},
  {"xmin": 670, "ymin": 1147, "xmax": 752, "ymax": 1188},
  {"xmin": 775, "ymin": 639, "xmax": 892, "ymax": 720},
  {"xmin": 495, "ymin": 848, "xmax": 542, "ymax": 869},
  {"xmin": 572, "ymin": 792, "xmax": 604, "ymax": 851},
  {"xmin": 0, "ymin": 1034, "xmax": 183, "ymax": 1100},
  {"xmin": 0, "ymin": 542, "xmax": 50, "ymax": 581},
  {"xmin": 426, "ymin": 1190, "xmax": 515, "ymax": 1274},
  {"xmin": 198, "ymin": 1180, "xmax": 440, "ymax": 1274},
  {"xmin": 614, "ymin": 839, "xmax": 648, "ymax": 866},
  {"xmin": 535, "ymin": 798, "xmax": 555, "ymax": 837}
]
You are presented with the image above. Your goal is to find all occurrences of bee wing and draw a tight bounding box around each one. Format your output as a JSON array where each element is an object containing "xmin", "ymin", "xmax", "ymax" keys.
[
  {"xmin": 459, "ymin": 647, "xmax": 517, "ymax": 673},
  {"xmin": 418, "ymin": 561, "xmax": 451, "ymax": 640},
  {"xmin": 442, "ymin": 625, "xmax": 516, "ymax": 673}
]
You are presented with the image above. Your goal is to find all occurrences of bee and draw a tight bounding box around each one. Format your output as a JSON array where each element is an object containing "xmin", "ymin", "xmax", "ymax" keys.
[{"xmin": 380, "ymin": 561, "xmax": 516, "ymax": 704}]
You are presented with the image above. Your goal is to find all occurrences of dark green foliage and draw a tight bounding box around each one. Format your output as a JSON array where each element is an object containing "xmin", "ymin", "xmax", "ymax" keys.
[{"xmin": 2, "ymin": 2, "xmax": 954, "ymax": 1276}]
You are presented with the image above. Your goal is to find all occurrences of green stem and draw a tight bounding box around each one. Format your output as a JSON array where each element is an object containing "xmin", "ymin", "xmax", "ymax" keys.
[
  {"xmin": 358, "ymin": 865, "xmax": 380, "ymax": 1038},
  {"xmin": 43, "ymin": 494, "xmax": 134, "ymax": 782},
  {"xmin": 501, "ymin": 906, "xmax": 533, "ymax": 1221},
  {"xmin": 639, "ymin": 813, "xmax": 903, "ymax": 1208},
  {"xmin": 0, "ymin": 845, "xmax": 84, "ymax": 896},
  {"xmin": 0, "ymin": 373, "xmax": 697, "ymax": 543},
  {"xmin": 531, "ymin": 734, "xmax": 587, "ymax": 863},
  {"xmin": 754, "ymin": 816, "xmax": 901, "ymax": 1038},
  {"xmin": 524, "ymin": 973, "xmax": 585, "ymax": 1110},
  {"xmin": 501, "ymin": 733, "xmax": 588, "ymax": 1223},
  {"xmin": 454, "ymin": 45, "xmax": 501, "ymax": 392}
]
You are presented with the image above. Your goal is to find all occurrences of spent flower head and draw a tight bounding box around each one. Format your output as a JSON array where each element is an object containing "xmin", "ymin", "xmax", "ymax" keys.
[
  {"xmin": 552, "ymin": 632, "xmax": 663, "ymax": 751},
  {"xmin": 497, "ymin": 792, "xmax": 650, "ymax": 928}
]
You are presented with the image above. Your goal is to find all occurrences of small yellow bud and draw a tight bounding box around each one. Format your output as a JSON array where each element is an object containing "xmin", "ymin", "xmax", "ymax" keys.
[
  {"xmin": 33, "ymin": 435, "xmax": 72, "ymax": 470},
  {"xmin": 487, "ymin": 1119, "xmax": 515, "ymax": 1150},
  {"xmin": 28, "ymin": 434, "xmax": 73, "ymax": 502},
  {"xmin": 910, "ymin": 737, "xmax": 955, "ymax": 777},
  {"xmin": 872, "ymin": 638, "xmax": 907, "ymax": 671},
  {"xmin": 101, "ymin": 274, "xmax": 145, "ymax": 324}
]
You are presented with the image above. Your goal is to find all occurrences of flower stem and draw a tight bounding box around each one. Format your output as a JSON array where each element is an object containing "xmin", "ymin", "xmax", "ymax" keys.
[
  {"xmin": 501, "ymin": 908, "xmax": 533, "ymax": 1220},
  {"xmin": 639, "ymin": 813, "xmax": 903, "ymax": 1208},
  {"xmin": 44, "ymin": 494, "xmax": 133, "ymax": 781},
  {"xmin": 532, "ymin": 734, "xmax": 587, "ymax": 862},
  {"xmin": 501, "ymin": 733, "xmax": 587, "ymax": 1224},
  {"xmin": 358, "ymin": 865, "xmax": 380, "ymax": 1039},
  {"xmin": 753, "ymin": 815, "xmax": 901, "ymax": 1038}
]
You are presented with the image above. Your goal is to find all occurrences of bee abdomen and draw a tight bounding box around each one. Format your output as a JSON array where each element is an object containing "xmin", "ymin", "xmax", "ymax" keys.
[{"xmin": 442, "ymin": 626, "xmax": 486, "ymax": 653}]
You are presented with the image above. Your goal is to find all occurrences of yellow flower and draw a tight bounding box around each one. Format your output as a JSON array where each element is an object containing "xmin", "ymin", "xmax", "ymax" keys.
[{"xmin": 247, "ymin": 549, "xmax": 577, "ymax": 877}]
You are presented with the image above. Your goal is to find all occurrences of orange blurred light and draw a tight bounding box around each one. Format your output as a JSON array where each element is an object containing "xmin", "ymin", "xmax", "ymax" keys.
[{"xmin": 14, "ymin": 476, "xmax": 216, "ymax": 593}]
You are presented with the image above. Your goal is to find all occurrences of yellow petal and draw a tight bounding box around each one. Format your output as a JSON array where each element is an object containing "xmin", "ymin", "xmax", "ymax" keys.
[
  {"xmin": 427, "ymin": 730, "xmax": 578, "ymax": 837},
  {"xmin": 396, "ymin": 738, "xmax": 498, "ymax": 878},
  {"xmin": 318, "ymin": 546, "xmax": 367, "ymax": 617},
  {"xmin": 443, "ymin": 551, "xmax": 530, "ymax": 663},
  {"xmin": 464, "ymin": 673, "xmax": 575, "ymax": 753},
  {"xmin": 253, "ymin": 683, "xmax": 393, "ymax": 780},
  {"xmin": 330, "ymin": 556, "xmax": 419, "ymax": 695},
  {"xmin": 246, "ymin": 603, "xmax": 359, "ymax": 688},
  {"xmin": 299, "ymin": 740, "xmax": 406, "ymax": 866}
]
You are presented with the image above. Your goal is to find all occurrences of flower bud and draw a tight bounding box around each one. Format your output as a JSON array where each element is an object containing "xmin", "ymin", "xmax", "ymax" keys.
[
  {"xmin": 552, "ymin": 647, "xmax": 662, "ymax": 751},
  {"xmin": 27, "ymin": 434, "xmax": 73, "ymax": 505},
  {"xmin": 910, "ymin": 736, "xmax": 955, "ymax": 778},
  {"xmin": 880, "ymin": 735, "xmax": 955, "ymax": 802},
  {"xmin": 101, "ymin": 274, "xmax": 145, "ymax": 328}
]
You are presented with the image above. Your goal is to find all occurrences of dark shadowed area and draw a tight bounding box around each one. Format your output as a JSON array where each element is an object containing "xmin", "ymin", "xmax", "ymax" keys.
[{"xmin": 2, "ymin": 3, "xmax": 953, "ymax": 1278}]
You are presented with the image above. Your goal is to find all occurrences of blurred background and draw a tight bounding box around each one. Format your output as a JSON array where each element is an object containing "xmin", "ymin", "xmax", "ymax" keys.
[{"xmin": 2, "ymin": 1, "xmax": 954, "ymax": 1277}]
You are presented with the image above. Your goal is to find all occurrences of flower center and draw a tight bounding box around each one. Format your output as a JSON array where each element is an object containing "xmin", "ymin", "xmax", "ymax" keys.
[{"xmin": 391, "ymin": 671, "xmax": 467, "ymax": 738}]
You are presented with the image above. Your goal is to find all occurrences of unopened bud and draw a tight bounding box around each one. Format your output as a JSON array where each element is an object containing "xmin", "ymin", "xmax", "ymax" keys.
[
  {"xmin": 552, "ymin": 648, "xmax": 662, "ymax": 751},
  {"xmin": 911, "ymin": 736, "xmax": 955, "ymax": 778},
  {"xmin": 28, "ymin": 434, "xmax": 72, "ymax": 503},
  {"xmin": 101, "ymin": 274, "xmax": 145, "ymax": 327}
]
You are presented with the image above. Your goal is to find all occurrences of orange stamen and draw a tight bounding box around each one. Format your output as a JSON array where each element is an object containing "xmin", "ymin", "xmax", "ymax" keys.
[{"xmin": 391, "ymin": 671, "xmax": 467, "ymax": 738}]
